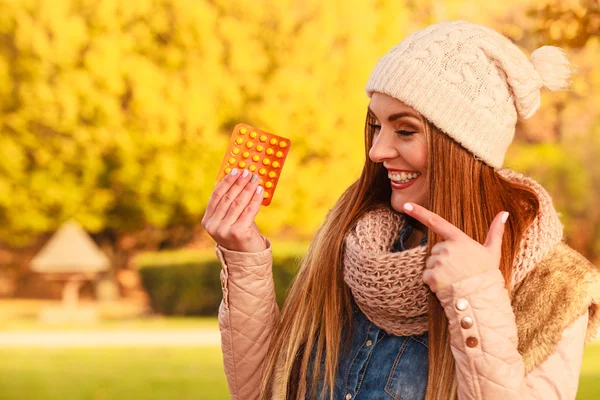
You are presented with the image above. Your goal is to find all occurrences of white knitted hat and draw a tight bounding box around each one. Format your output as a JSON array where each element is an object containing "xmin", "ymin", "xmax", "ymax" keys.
[{"xmin": 365, "ymin": 20, "xmax": 575, "ymax": 168}]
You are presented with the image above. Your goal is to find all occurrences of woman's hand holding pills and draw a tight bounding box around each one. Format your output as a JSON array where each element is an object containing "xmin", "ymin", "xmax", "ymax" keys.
[{"xmin": 202, "ymin": 167, "xmax": 267, "ymax": 253}]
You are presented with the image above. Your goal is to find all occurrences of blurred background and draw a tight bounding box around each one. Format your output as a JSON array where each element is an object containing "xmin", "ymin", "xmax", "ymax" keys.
[{"xmin": 0, "ymin": 0, "xmax": 598, "ymax": 399}]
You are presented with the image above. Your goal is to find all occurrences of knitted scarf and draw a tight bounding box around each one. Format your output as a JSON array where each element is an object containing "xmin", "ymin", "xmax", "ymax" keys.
[{"xmin": 342, "ymin": 169, "xmax": 564, "ymax": 336}]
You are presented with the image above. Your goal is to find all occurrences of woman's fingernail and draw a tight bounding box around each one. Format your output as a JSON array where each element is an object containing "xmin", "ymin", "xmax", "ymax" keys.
[
  {"xmin": 403, "ymin": 203, "xmax": 413, "ymax": 212},
  {"xmin": 256, "ymin": 185, "xmax": 263, "ymax": 194},
  {"xmin": 242, "ymin": 169, "xmax": 249, "ymax": 178},
  {"xmin": 231, "ymin": 168, "xmax": 238, "ymax": 176},
  {"xmin": 501, "ymin": 211, "xmax": 509, "ymax": 224},
  {"xmin": 251, "ymin": 174, "xmax": 258, "ymax": 183}
]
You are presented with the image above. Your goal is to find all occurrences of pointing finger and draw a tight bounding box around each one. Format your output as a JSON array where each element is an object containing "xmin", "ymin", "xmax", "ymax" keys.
[{"xmin": 403, "ymin": 202, "xmax": 466, "ymax": 241}]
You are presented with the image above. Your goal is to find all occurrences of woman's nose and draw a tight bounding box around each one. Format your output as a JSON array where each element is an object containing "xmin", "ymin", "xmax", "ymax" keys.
[{"xmin": 369, "ymin": 130, "xmax": 397, "ymax": 163}]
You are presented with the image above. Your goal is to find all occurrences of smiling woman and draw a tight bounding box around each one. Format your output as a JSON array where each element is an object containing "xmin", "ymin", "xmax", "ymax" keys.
[
  {"xmin": 367, "ymin": 95, "xmax": 429, "ymax": 214},
  {"xmin": 202, "ymin": 20, "xmax": 600, "ymax": 400}
]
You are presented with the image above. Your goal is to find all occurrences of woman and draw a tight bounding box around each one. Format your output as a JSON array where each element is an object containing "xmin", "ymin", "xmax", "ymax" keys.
[{"xmin": 202, "ymin": 21, "xmax": 600, "ymax": 399}]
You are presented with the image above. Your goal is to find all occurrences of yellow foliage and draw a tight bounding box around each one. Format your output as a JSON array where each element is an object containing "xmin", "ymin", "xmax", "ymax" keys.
[{"xmin": 0, "ymin": 0, "xmax": 597, "ymax": 254}]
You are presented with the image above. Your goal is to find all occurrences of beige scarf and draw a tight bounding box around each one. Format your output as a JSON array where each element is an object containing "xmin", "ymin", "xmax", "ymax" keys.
[{"xmin": 342, "ymin": 169, "xmax": 564, "ymax": 336}]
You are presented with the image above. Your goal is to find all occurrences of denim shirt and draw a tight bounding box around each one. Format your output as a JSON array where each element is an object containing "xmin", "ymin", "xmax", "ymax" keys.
[{"xmin": 305, "ymin": 216, "xmax": 429, "ymax": 400}]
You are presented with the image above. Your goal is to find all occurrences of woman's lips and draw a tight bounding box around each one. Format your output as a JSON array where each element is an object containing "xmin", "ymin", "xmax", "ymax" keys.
[{"xmin": 390, "ymin": 174, "xmax": 420, "ymax": 190}]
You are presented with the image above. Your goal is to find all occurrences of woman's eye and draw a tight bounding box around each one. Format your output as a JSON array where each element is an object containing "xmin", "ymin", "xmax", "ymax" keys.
[
  {"xmin": 368, "ymin": 123, "xmax": 381, "ymax": 131},
  {"xmin": 368, "ymin": 123, "xmax": 415, "ymax": 137}
]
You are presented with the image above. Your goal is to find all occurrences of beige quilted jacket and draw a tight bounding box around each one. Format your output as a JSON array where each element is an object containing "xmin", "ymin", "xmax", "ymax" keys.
[{"xmin": 215, "ymin": 237, "xmax": 597, "ymax": 400}]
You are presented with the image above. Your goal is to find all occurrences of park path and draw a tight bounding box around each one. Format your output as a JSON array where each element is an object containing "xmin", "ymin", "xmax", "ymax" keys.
[
  {"xmin": 0, "ymin": 329, "xmax": 597, "ymax": 348},
  {"xmin": 0, "ymin": 329, "xmax": 221, "ymax": 347}
]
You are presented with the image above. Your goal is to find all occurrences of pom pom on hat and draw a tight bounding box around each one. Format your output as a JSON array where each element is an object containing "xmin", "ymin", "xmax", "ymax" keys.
[{"xmin": 530, "ymin": 45, "xmax": 575, "ymax": 91}]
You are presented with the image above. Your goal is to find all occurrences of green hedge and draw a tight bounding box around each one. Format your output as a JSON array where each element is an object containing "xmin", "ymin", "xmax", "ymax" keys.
[{"xmin": 135, "ymin": 242, "xmax": 309, "ymax": 316}]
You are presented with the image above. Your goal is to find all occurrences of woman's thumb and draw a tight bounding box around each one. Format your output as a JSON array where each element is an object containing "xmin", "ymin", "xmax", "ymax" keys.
[{"xmin": 484, "ymin": 211, "xmax": 509, "ymax": 258}]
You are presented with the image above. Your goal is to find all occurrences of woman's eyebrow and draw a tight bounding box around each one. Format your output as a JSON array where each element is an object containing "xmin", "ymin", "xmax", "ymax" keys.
[{"xmin": 368, "ymin": 107, "xmax": 420, "ymax": 122}]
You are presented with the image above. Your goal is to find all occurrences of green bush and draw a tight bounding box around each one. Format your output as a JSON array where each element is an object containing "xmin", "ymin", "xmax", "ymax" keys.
[{"xmin": 136, "ymin": 241, "xmax": 308, "ymax": 316}]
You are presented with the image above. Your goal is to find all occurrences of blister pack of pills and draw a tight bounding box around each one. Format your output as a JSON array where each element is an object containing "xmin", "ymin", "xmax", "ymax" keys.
[{"xmin": 214, "ymin": 123, "xmax": 291, "ymax": 206}]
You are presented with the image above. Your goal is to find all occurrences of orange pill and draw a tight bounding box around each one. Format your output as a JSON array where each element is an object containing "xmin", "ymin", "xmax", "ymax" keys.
[
  {"xmin": 217, "ymin": 124, "xmax": 292, "ymax": 207},
  {"xmin": 259, "ymin": 179, "xmax": 264, "ymax": 184}
]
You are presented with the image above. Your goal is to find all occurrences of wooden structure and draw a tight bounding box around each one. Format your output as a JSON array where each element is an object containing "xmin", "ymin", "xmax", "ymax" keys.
[{"xmin": 30, "ymin": 220, "xmax": 110, "ymax": 322}]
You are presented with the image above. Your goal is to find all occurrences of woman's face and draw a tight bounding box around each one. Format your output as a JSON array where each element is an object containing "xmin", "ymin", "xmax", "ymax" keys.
[{"xmin": 368, "ymin": 92, "xmax": 428, "ymax": 212}]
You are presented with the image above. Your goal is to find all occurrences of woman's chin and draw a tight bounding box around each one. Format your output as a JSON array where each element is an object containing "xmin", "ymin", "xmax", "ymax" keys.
[
  {"xmin": 390, "ymin": 192, "xmax": 424, "ymax": 213},
  {"xmin": 390, "ymin": 196, "xmax": 408, "ymax": 214}
]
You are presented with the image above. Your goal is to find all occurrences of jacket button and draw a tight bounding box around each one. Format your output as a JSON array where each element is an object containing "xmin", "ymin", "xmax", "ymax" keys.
[
  {"xmin": 460, "ymin": 316, "xmax": 473, "ymax": 329},
  {"xmin": 466, "ymin": 336, "xmax": 479, "ymax": 348},
  {"xmin": 365, "ymin": 339, "xmax": 373, "ymax": 347},
  {"xmin": 345, "ymin": 393, "xmax": 352, "ymax": 400},
  {"xmin": 455, "ymin": 298, "xmax": 469, "ymax": 311}
]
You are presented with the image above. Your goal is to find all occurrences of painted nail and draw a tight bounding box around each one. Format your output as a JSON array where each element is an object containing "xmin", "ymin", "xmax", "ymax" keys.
[
  {"xmin": 251, "ymin": 174, "xmax": 258, "ymax": 183},
  {"xmin": 403, "ymin": 203, "xmax": 414, "ymax": 212},
  {"xmin": 256, "ymin": 185, "xmax": 263, "ymax": 194},
  {"xmin": 231, "ymin": 168, "xmax": 239, "ymax": 176},
  {"xmin": 242, "ymin": 169, "xmax": 249, "ymax": 178},
  {"xmin": 501, "ymin": 211, "xmax": 509, "ymax": 224}
]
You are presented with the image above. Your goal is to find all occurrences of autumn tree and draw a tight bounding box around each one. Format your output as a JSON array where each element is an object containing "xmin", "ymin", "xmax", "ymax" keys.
[{"xmin": 0, "ymin": 0, "xmax": 598, "ymax": 270}]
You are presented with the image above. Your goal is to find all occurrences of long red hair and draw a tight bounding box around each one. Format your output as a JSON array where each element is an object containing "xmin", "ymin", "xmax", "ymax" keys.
[{"xmin": 258, "ymin": 107, "xmax": 539, "ymax": 399}]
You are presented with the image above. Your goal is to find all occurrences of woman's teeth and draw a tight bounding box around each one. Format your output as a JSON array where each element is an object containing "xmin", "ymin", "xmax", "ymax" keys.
[{"xmin": 388, "ymin": 171, "xmax": 420, "ymax": 183}]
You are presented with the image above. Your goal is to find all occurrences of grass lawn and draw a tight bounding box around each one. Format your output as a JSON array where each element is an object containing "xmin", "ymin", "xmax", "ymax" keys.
[
  {"xmin": 579, "ymin": 343, "xmax": 600, "ymax": 400},
  {"xmin": 0, "ymin": 343, "xmax": 597, "ymax": 399},
  {"xmin": 0, "ymin": 316, "xmax": 218, "ymax": 332},
  {"xmin": 0, "ymin": 346, "xmax": 228, "ymax": 400}
]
